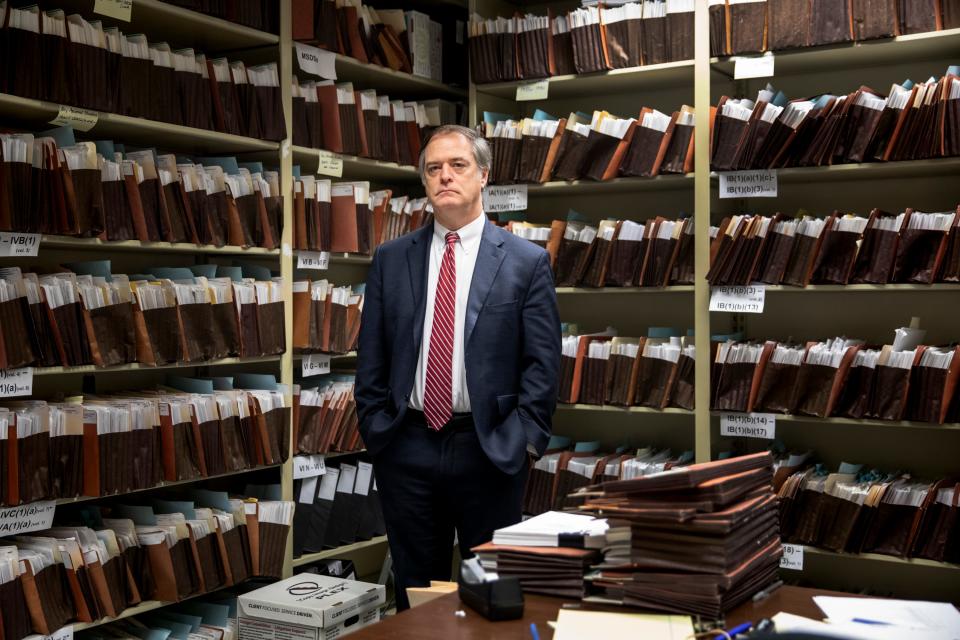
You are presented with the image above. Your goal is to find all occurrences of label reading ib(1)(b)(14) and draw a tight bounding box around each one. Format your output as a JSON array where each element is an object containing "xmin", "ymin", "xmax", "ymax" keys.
[
  {"xmin": 709, "ymin": 285, "xmax": 766, "ymax": 313},
  {"xmin": 718, "ymin": 170, "xmax": 777, "ymax": 199},
  {"xmin": 720, "ymin": 412, "xmax": 776, "ymax": 439}
]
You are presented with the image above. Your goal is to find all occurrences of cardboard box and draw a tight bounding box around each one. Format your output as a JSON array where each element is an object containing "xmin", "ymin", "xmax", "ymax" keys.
[
  {"xmin": 406, "ymin": 581, "xmax": 457, "ymax": 609},
  {"xmin": 238, "ymin": 574, "xmax": 385, "ymax": 640}
]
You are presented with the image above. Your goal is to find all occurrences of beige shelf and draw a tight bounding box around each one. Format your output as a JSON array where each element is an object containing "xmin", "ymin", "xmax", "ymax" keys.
[
  {"xmin": 711, "ymin": 411, "xmax": 960, "ymax": 431},
  {"xmin": 712, "ymin": 28, "xmax": 960, "ymax": 78},
  {"xmin": 40, "ymin": 235, "xmax": 279, "ymax": 256},
  {"xmin": 291, "ymin": 146, "xmax": 420, "ymax": 182},
  {"xmin": 293, "ymin": 352, "xmax": 358, "ymax": 361},
  {"xmin": 528, "ymin": 173, "xmax": 694, "ymax": 195},
  {"xmin": 744, "ymin": 157, "xmax": 960, "ymax": 185},
  {"xmin": 556, "ymin": 404, "xmax": 694, "ymax": 416},
  {"xmin": 55, "ymin": 464, "xmax": 283, "ymax": 507},
  {"xmin": 294, "ymin": 50, "xmax": 467, "ymax": 99},
  {"xmin": 475, "ymin": 59, "xmax": 695, "ymax": 100},
  {"xmin": 292, "ymin": 535, "xmax": 389, "ymax": 568},
  {"xmin": 34, "ymin": 356, "xmax": 281, "ymax": 377},
  {"xmin": 329, "ymin": 253, "xmax": 375, "ymax": 265},
  {"xmin": 803, "ymin": 547, "xmax": 960, "ymax": 572},
  {"xmin": 556, "ymin": 286, "xmax": 694, "ymax": 295},
  {"xmin": 763, "ymin": 284, "xmax": 960, "ymax": 293},
  {"xmin": 53, "ymin": 0, "xmax": 279, "ymax": 51},
  {"xmin": 0, "ymin": 93, "xmax": 279, "ymax": 155}
]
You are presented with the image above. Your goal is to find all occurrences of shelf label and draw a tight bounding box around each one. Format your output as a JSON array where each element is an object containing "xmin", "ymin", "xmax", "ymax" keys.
[
  {"xmin": 295, "ymin": 42, "xmax": 337, "ymax": 80},
  {"xmin": 516, "ymin": 79, "xmax": 549, "ymax": 101},
  {"xmin": 720, "ymin": 412, "xmax": 776, "ymax": 439},
  {"xmin": 710, "ymin": 285, "xmax": 765, "ymax": 313},
  {"xmin": 780, "ymin": 543, "xmax": 804, "ymax": 570},
  {"xmin": 293, "ymin": 454, "xmax": 326, "ymax": 479},
  {"xmin": 302, "ymin": 354, "xmax": 331, "ymax": 377},
  {"xmin": 49, "ymin": 105, "xmax": 99, "ymax": 132},
  {"xmin": 0, "ymin": 368, "xmax": 33, "ymax": 398},
  {"xmin": 317, "ymin": 151, "xmax": 343, "ymax": 178},
  {"xmin": 31, "ymin": 624, "xmax": 73, "ymax": 640},
  {"xmin": 297, "ymin": 251, "xmax": 330, "ymax": 270},
  {"xmin": 482, "ymin": 184, "xmax": 528, "ymax": 213},
  {"xmin": 94, "ymin": 0, "xmax": 132, "ymax": 21},
  {"xmin": 734, "ymin": 53, "xmax": 775, "ymax": 80},
  {"xmin": 719, "ymin": 170, "xmax": 777, "ymax": 198},
  {"xmin": 0, "ymin": 232, "xmax": 40, "ymax": 257},
  {"xmin": 0, "ymin": 501, "xmax": 56, "ymax": 535}
]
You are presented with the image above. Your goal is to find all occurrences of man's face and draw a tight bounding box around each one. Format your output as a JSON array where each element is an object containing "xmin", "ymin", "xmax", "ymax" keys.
[{"xmin": 422, "ymin": 133, "xmax": 488, "ymax": 214}]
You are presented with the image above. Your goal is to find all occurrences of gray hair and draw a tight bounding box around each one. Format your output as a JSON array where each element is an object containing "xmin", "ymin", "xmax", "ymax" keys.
[{"xmin": 418, "ymin": 125, "xmax": 491, "ymax": 184}]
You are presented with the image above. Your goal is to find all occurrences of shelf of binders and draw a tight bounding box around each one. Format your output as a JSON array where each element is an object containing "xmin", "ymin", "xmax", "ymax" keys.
[
  {"xmin": 33, "ymin": 355, "xmax": 281, "ymax": 377},
  {"xmin": 292, "ymin": 535, "xmax": 389, "ymax": 568},
  {"xmin": 38, "ymin": 235, "xmax": 280, "ymax": 256},
  {"xmin": 556, "ymin": 404, "xmax": 693, "ymax": 417},
  {"xmin": 290, "ymin": 145, "xmax": 420, "ymax": 182},
  {"xmin": 711, "ymin": 412, "xmax": 960, "ymax": 432},
  {"xmin": 296, "ymin": 50, "xmax": 468, "ymax": 100},
  {"xmin": 711, "ymin": 27, "xmax": 960, "ymax": 78},
  {"xmin": 52, "ymin": 463, "xmax": 283, "ymax": 507},
  {"xmin": 51, "ymin": 0, "xmax": 279, "ymax": 51},
  {"xmin": 474, "ymin": 59, "xmax": 695, "ymax": 100},
  {"xmin": 0, "ymin": 93, "xmax": 279, "ymax": 155}
]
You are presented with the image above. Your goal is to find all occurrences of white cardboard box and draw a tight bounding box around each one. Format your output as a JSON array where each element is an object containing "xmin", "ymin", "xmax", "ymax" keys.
[{"xmin": 238, "ymin": 574, "xmax": 385, "ymax": 640}]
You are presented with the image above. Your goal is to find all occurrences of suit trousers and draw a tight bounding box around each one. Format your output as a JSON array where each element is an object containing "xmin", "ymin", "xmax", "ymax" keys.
[{"xmin": 372, "ymin": 409, "xmax": 527, "ymax": 611}]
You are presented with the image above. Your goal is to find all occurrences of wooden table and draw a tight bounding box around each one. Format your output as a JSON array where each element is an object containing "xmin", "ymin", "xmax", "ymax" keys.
[{"xmin": 348, "ymin": 585, "xmax": 853, "ymax": 638}]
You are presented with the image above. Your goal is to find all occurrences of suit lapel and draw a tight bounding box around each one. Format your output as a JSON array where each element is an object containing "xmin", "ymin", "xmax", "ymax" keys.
[
  {"xmin": 465, "ymin": 223, "xmax": 506, "ymax": 347},
  {"xmin": 407, "ymin": 224, "xmax": 432, "ymax": 344}
]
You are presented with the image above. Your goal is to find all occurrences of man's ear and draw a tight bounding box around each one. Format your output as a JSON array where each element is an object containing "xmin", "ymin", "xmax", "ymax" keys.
[{"xmin": 479, "ymin": 166, "xmax": 489, "ymax": 188}]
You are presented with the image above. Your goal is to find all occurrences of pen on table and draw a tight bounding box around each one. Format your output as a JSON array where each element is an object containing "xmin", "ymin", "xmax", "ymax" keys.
[
  {"xmin": 852, "ymin": 618, "xmax": 892, "ymax": 626},
  {"xmin": 752, "ymin": 579, "xmax": 784, "ymax": 602},
  {"xmin": 719, "ymin": 622, "xmax": 753, "ymax": 638},
  {"xmin": 530, "ymin": 622, "xmax": 541, "ymax": 640}
]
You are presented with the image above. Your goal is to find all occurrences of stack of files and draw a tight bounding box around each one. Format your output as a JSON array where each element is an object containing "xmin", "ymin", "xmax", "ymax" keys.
[
  {"xmin": 292, "ymin": 83, "xmax": 460, "ymax": 166},
  {"xmin": 468, "ymin": 2, "xmax": 696, "ymax": 84},
  {"xmin": 0, "ymin": 134, "xmax": 283, "ymax": 248},
  {"xmin": 167, "ymin": 0, "xmax": 279, "ymax": 32},
  {"xmin": 710, "ymin": 71, "xmax": 960, "ymax": 171},
  {"xmin": 471, "ymin": 511, "xmax": 610, "ymax": 599},
  {"xmin": 709, "ymin": 207, "xmax": 960, "ymax": 286},
  {"xmin": 293, "ymin": 3, "xmax": 461, "ymax": 84},
  {"xmin": 778, "ymin": 461, "xmax": 960, "ymax": 563},
  {"xmin": 573, "ymin": 452, "xmax": 782, "ymax": 619},
  {"xmin": 715, "ymin": 0, "xmax": 957, "ymax": 57},
  {"xmin": 293, "ymin": 280, "xmax": 363, "ymax": 355},
  {"xmin": 293, "ymin": 375, "xmax": 362, "ymax": 456},
  {"xmin": 377, "ymin": 196, "xmax": 434, "ymax": 246},
  {"xmin": 293, "ymin": 178, "xmax": 381, "ymax": 255},
  {"xmin": 78, "ymin": 595, "xmax": 237, "ymax": 640},
  {"xmin": 291, "ymin": 460, "xmax": 386, "ymax": 558},
  {"xmin": 481, "ymin": 106, "xmax": 694, "ymax": 185},
  {"xmin": 0, "ymin": 7, "xmax": 285, "ymax": 139},
  {"xmin": 238, "ymin": 492, "xmax": 295, "ymax": 579}
]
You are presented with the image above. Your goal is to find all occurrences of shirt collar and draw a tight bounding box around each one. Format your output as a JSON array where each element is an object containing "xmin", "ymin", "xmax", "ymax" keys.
[{"xmin": 433, "ymin": 212, "xmax": 486, "ymax": 255}]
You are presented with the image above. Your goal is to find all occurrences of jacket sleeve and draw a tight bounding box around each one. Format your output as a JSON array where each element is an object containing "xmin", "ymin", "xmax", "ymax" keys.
[
  {"xmin": 355, "ymin": 246, "xmax": 389, "ymax": 436},
  {"xmin": 517, "ymin": 251, "xmax": 562, "ymax": 456}
]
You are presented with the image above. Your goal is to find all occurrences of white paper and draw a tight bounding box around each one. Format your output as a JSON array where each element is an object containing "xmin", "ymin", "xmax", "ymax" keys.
[
  {"xmin": 301, "ymin": 353, "xmax": 331, "ymax": 377},
  {"xmin": 0, "ymin": 232, "xmax": 40, "ymax": 257},
  {"xmin": 0, "ymin": 501, "xmax": 56, "ymax": 535},
  {"xmin": 516, "ymin": 80, "xmax": 549, "ymax": 101},
  {"xmin": 49, "ymin": 106, "xmax": 99, "ymax": 132},
  {"xmin": 482, "ymin": 184, "xmax": 528, "ymax": 213},
  {"xmin": 298, "ymin": 476, "xmax": 318, "ymax": 504},
  {"xmin": 317, "ymin": 468, "xmax": 339, "ymax": 501},
  {"xmin": 719, "ymin": 170, "xmax": 778, "ymax": 198},
  {"xmin": 317, "ymin": 151, "xmax": 343, "ymax": 178},
  {"xmin": 734, "ymin": 53, "xmax": 775, "ymax": 79},
  {"xmin": 773, "ymin": 612, "xmax": 958, "ymax": 640},
  {"xmin": 297, "ymin": 251, "xmax": 330, "ymax": 270},
  {"xmin": 721, "ymin": 412, "xmax": 776, "ymax": 439},
  {"xmin": 0, "ymin": 368, "xmax": 33, "ymax": 397},
  {"xmin": 814, "ymin": 596, "xmax": 960, "ymax": 632},
  {"xmin": 295, "ymin": 42, "xmax": 337, "ymax": 80},
  {"xmin": 355, "ymin": 462, "xmax": 373, "ymax": 497},
  {"xmin": 779, "ymin": 543, "xmax": 803, "ymax": 570},
  {"xmin": 293, "ymin": 454, "xmax": 326, "ymax": 479},
  {"xmin": 709, "ymin": 285, "xmax": 765, "ymax": 313}
]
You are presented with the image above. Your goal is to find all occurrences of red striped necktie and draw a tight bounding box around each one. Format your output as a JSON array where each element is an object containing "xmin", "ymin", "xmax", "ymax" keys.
[{"xmin": 423, "ymin": 231, "xmax": 459, "ymax": 430}]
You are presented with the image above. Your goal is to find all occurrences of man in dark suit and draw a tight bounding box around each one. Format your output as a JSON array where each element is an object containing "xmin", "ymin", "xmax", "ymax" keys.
[{"xmin": 355, "ymin": 125, "xmax": 561, "ymax": 610}]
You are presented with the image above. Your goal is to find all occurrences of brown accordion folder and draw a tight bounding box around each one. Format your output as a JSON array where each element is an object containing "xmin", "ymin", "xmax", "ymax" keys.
[
  {"xmin": 82, "ymin": 301, "xmax": 137, "ymax": 367},
  {"xmin": 570, "ymin": 15, "xmax": 610, "ymax": 73},
  {"xmin": 905, "ymin": 346, "xmax": 960, "ymax": 424},
  {"xmin": 316, "ymin": 83, "xmax": 344, "ymax": 154},
  {"xmin": 580, "ymin": 221, "xmax": 620, "ymax": 288},
  {"xmin": 160, "ymin": 404, "xmax": 204, "ymax": 482},
  {"xmin": 605, "ymin": 337, "xmax": 642, "ymax": 406},
  {"xmin": 893, "ymin": 209, "xmax": 955, "ymax": 283},
  {"xmin": 666, "ymin": 7, "xmax": 695, "ymax": 62},
  {"xmin": 605, "ymin": 225, "xmax": 647, "ymax": 287},
  {"xmin": 713, "ymin": 345, "xmax": 769, "ymax": 413},
  {"xmin": 604, "ymin": 14, "xmax": 641, "ymax": 69},
  {"xmin": 911, "ymin": 481, "xmax": 960, "ymax": 562},
  {"xmin": 670, "ymin": 350, "xmax": 696, "ymax": 410},
  {"xmin": 767, "ymin": 0, "xmax": 811, "ymax": 51},
  {"xmin": 810, "ymin": 217, "xmax": 864, "ymax": 285},
  {"xmin": 781, "ymin": 219, "xmax": 832, "ymax": 288},
  {"xmin": 552, "ymin": 22, "xmax": 577, "ymax": 76},
  {"xmin": 330, "ymin": 183, "xmax": 360, "ymax": 253},
  {"xmin": 710, "ymin": 1, "xmax": 729, "ymax": 57},
  {"xmin": 899, "ymin": 0, "xmax": 941, "ymax": 34},
  {"xmin": 793, "ymin": 343, "xmax": 862, "ymax": 417},
  {"xmin": 940, "ymin": 213, "xmax": 960, "ymax": 282},
  {"xmin": 519, "ymin": 16, "xmax": 555, "ymax": 79},
  {"xmin": 553, "ymin": 227, "xmax": 597, "ymax": 287},
  {"xmin": 641, "ymin": 11, "xmax": 668, "ymax": 66},
  {"xmin": 754, "ymin": 348, "xmax": 805, "ymax": 414},
  {"xmin": 620, "ymin": 109, "xmax": 675, "ymax": 177},
  {"xmin": 633, "ymin": 342, "xmax": 680, "ymax": 409},
  {"xmin": 580, "ymin": 123, "xmax": 636, "ymax": 182},
  {"xmin": 727, "ymin": 0, "xmax": 768, "ymax": 55},
  {"xmin": 852, "ymin": 0, "xmax": 898, "ymax": 39}
]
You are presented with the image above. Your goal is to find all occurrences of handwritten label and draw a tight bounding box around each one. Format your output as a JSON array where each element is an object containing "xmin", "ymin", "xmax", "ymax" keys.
[
  {"xmin": 780, "ymin": 543, "xmax": 804, "ymax": 570},
  {"xmin": 317, "ymin": 151, "xmax": 343, "ymax": 178},
  {"xmin": 734, "ymin": 53, "xmax": 775, "ymax": 79},
  {"xmin": 302, "ymin": 353, "xmax": 331, "ymax": 377},
  {"xmin": 293, "ymin": 454, "xmax": 326, "ymax": 479},
  {"xmin": 29, "ymin": 624, "xmax": 74, "ymax": 640},
  {"xmin": 244, "ymin": 503, "xmax": 257, "ymax": 515},
  {"xmin": 93, "ymin": 0, "xmax": 132, "ymax": 21},
  {"xmin": 0, "ymin": 368, "xmax": 33, "ymax": 398},
  {"xmin": 482, "ymin": 184, "xmax": 528, "ymax": 213},
  {"xmin": 49, "ymin": 106, "xmax": 99, "ymax": 132},
  {"xmin": 295, "ymin": 42, "xmax": 337, "ymax": 80},
  {"xmin": 709, "ymin": 285, "xmax": 765, "ymax": 314},
  {"xmin": 0, "ymin": 232, "xmax": 40, "ymax": 257},
  {"xmin": 720, "ymin": 413, "xmax": 776, "ymax": 439},
  {"xmin": 719, "ymin": 170, "xmax": 778, "ymax": 198},
  {"xmin": 516, "ymin": 79, "xmax": 549, "ymax": 101},
  {"xmin": 0, "ymin": 501, "xmax": 56, "ymax": 535},
  {"xmin": 297, "ymin": 251, "xmax": 330, "ymax": 270}
]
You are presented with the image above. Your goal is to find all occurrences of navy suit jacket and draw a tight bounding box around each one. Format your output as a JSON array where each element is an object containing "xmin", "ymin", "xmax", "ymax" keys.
[{"xmin": 355, "ymin": 219, "xmax": 561, "ymax": 475}]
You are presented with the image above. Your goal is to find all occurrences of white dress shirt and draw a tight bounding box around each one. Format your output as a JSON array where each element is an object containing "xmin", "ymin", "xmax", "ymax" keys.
[{"xmin": 408, "ymin": 213, "xmax": 487, "ymax": 413}]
